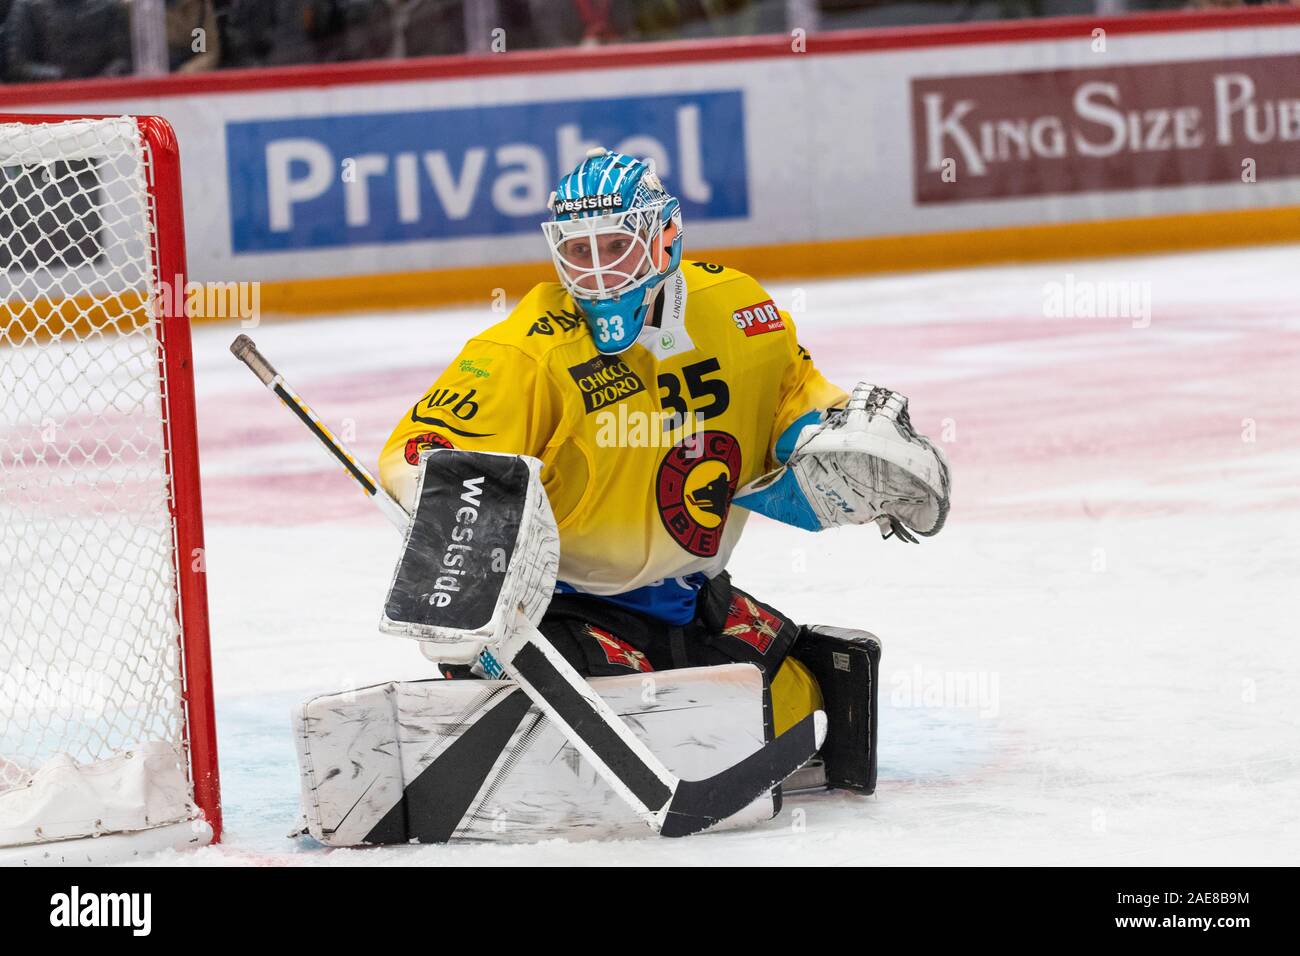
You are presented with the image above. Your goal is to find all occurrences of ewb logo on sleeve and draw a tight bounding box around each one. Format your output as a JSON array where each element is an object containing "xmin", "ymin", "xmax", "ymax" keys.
[{"xmin": 226, "ymin": 92, "xmax": 748, "ymax": 253}]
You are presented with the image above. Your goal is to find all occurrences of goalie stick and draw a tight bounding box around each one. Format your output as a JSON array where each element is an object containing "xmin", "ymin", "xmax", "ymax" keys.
[{"xmin": 230, "ymin": 334, "xmax": 825, "ymax": 838}]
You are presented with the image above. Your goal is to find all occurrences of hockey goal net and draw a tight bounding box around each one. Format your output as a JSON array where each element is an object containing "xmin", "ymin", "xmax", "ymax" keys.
[{"xmin": 0, "ymin": 114, "xmax": 220, "ymax": 863}]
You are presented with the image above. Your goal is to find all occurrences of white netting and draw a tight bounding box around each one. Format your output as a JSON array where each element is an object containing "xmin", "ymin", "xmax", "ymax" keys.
[{"xmin": 0, "ymin": 117, "xmax": 189, "ymax": 815}]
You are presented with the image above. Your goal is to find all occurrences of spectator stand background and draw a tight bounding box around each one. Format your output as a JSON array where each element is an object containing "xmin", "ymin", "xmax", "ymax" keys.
[
  {"xmin": 0, "ymin": 4, "xmax": 1296, "ymax": 319},
  {"xmin": 5, "ymin": 0, "xmax": 1290, "ymax": 82}
]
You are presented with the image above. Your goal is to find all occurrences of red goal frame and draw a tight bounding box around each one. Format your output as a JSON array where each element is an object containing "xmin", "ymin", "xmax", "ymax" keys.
[{"xmin": 0, "ymin": 113, "xmax": 222, "ymax": 843}]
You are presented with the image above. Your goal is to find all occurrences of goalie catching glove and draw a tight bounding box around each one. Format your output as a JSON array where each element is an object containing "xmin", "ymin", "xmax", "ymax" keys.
[{"xmin": 734, "ymin": 383, "xmax": 950, "ymax": 542}]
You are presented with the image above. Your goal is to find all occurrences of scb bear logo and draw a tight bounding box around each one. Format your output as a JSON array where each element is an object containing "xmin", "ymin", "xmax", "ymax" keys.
[{"xmin": 655, "ymin": 431, "xmax": 741, "ymax": 556}]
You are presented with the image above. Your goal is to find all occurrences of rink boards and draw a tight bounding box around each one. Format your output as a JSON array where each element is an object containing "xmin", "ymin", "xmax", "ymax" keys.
[{"xmin": 0, "ymin": 10, "xmax": 1296, "ymax": 313}]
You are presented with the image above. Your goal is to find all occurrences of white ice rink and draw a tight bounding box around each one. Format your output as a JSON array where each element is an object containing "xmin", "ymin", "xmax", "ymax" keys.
[{"xmin": 178, "ymin": 244, "xmax": 1299, "ymax": 865}]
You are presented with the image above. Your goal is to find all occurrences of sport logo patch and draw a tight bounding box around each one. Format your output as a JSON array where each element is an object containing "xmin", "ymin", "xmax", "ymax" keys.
[
  {"xmin": 567, "ymin": 355, "xmax": 646, "ymax": 413},
  {"xmin": 733, "ymin": 299, "xmax": 785, "ymax": 337},
  {"xmin": 721, "ymin": 594, "xmax": 785, "ymax": 655},
  {"xmin": 588, "ymin": 624, "xmax": 651, "ymax": 672},
  {"xmin": 656, "ymin": 431, "xmax": 742, "ymax": 557},
  {"xmin": 404, "ymin": 431, "xmax": 454, "ymax": 464}
]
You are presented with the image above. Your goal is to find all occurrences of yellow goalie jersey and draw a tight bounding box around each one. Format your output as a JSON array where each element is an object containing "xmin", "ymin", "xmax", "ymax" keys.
[{"xmin": 379, "ymin": 261, "xmax": 847, "ymax": 624}]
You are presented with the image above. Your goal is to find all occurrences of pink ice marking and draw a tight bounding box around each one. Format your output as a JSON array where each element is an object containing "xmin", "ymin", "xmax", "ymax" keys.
[
  {"xmin": 195, "ymin": 283, "xmax": 1300, "ymax": 527},
  {"xmin": 810, "ymin": 306, "xmax": 1300, "ymax": 522},
  {"xmin": 198, "ymin": 364, "xmax": 448, "ymax": 526}
]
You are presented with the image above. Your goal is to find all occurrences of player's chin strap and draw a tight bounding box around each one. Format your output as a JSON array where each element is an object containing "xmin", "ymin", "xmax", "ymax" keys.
[{"xmin": 734, "ymin": 383, "xmax": 951, "ymax": 542}]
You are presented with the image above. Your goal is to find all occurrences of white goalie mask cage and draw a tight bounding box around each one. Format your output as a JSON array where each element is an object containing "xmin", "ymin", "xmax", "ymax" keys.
[{"xmin": 542, "ymin": 198, "xmax": 675, "ymax": 302}]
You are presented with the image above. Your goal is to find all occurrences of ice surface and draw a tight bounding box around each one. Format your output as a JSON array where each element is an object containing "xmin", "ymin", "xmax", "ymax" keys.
[{"xmin": 160, "ymin": 244, "xmax": 1300, "ymax": 865}]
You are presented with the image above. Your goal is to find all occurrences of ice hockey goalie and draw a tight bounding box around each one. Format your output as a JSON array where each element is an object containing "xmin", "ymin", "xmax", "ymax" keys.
[{"xmin": 292, "ymin": 148, "xmax": 949, "ymax": 845}]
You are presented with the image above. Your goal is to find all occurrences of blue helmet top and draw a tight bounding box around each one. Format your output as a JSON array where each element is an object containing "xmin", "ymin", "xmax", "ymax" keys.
[{"xmin": 542, "ymin": 148, "xmax": 684, "ymax": 354}]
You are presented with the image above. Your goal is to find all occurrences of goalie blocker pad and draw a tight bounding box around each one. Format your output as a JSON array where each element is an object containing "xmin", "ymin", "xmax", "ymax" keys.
[
  {"xmin": 380, "ymin": 450, "xmax": 559, "ymax": 645},
  {"xmin": 293, "ymin": 663, "xmax": 779, "ymax": 844}
]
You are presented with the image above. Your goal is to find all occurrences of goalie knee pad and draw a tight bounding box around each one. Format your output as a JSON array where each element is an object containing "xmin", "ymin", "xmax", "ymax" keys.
[{"xmin": 791, "ymin": 625, "xmax": 881, "ymax": 793}]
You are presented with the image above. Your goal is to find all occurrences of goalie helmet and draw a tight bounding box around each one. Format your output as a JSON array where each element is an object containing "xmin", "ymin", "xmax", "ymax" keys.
[{"xmin": 542, "ymin": 148, "xmax": 684, "ymax": 354}]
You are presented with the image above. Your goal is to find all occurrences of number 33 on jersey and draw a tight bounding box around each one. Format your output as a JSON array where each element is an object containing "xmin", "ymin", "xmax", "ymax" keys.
[{"xmin": 378, "ymin": 261, "xmax": 848, "ymax": 597}]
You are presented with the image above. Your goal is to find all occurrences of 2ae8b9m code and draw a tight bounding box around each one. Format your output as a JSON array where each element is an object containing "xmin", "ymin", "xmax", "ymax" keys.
[{"xmin": 1117, "ymin": 892, "xmax": 1250, "ymax": 906}]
